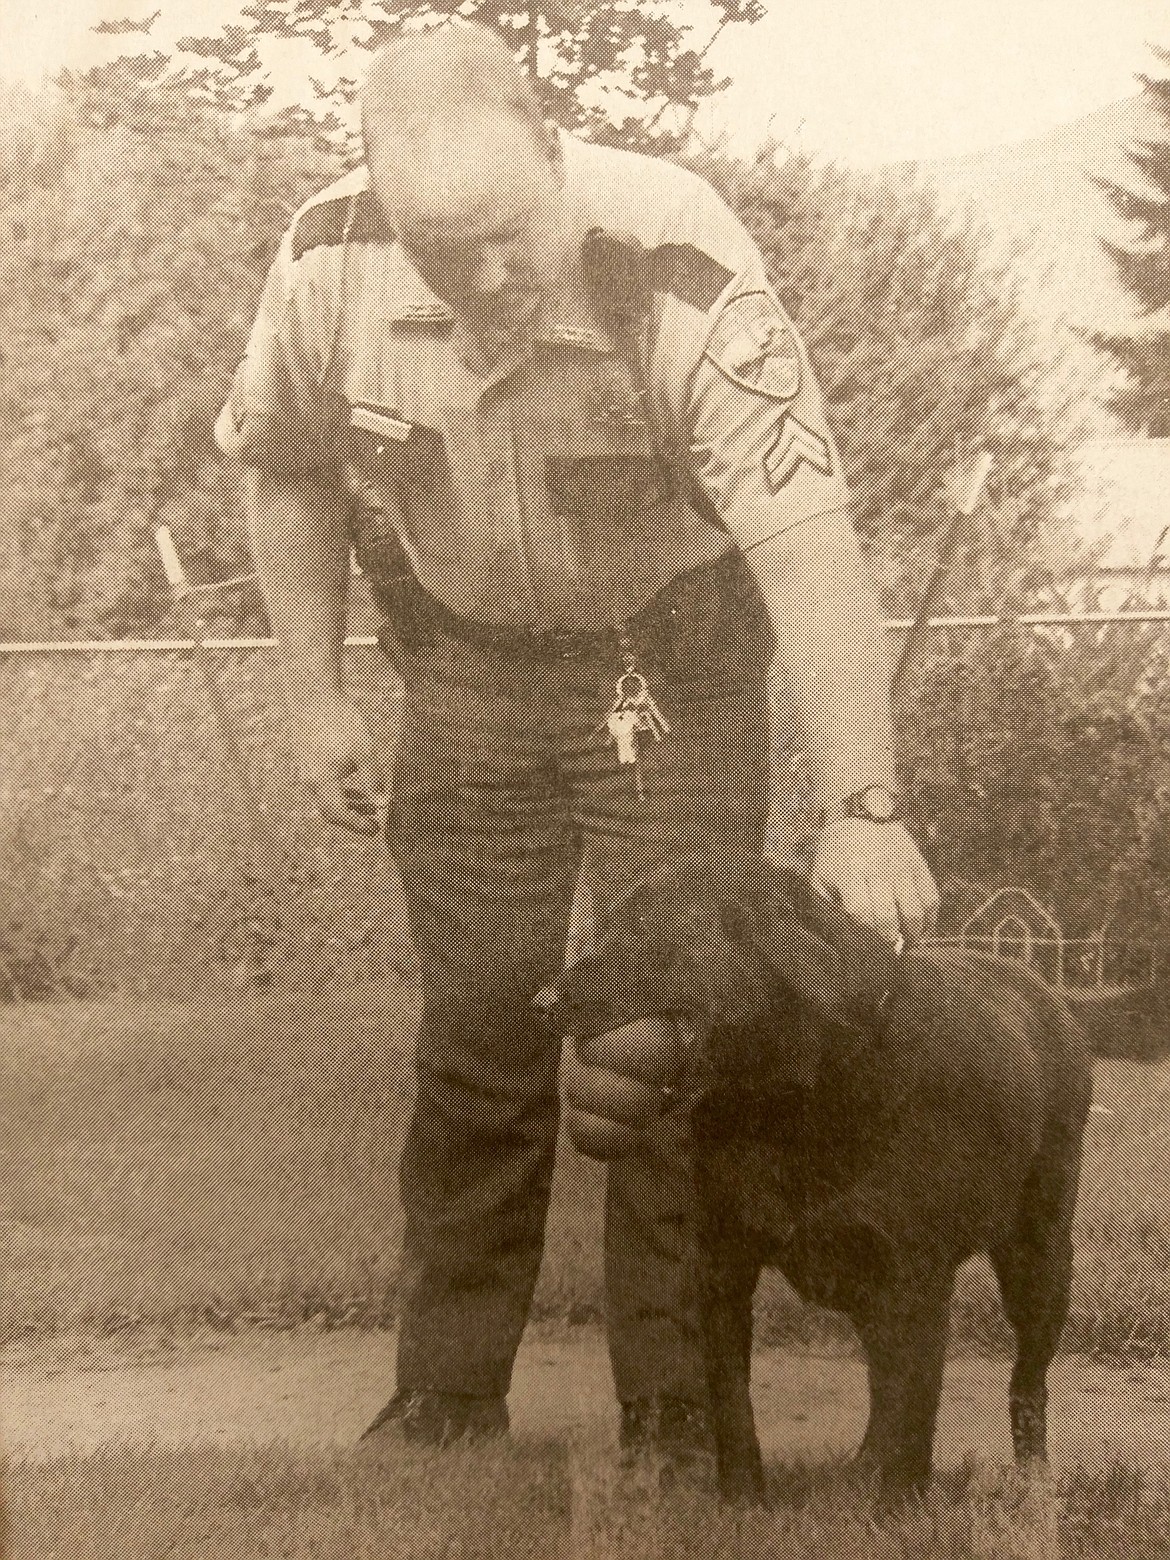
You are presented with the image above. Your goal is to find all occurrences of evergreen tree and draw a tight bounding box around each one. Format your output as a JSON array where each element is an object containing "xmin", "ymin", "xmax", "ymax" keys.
[{"xmin": 1090, "ymin": 45, "xmax": 1170, "ymax": 435}]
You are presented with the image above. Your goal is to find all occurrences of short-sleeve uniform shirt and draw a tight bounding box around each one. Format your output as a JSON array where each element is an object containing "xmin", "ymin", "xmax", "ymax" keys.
[{"xmin": 216, "ymin": 134, "xmax": 850, "ymax": 633}]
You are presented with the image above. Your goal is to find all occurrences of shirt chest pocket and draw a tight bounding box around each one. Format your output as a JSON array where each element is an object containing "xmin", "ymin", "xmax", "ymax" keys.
[
  {"xmin": 345, "ymin": 406, "xmax": 448, "ymax": 505},
  {"xmin": 546, "ymin": 451, "xmax": 674, "ymax": 522},
  {"xmin": 530, "ymin": 353, "xmax": 675, "ymax": 523}
]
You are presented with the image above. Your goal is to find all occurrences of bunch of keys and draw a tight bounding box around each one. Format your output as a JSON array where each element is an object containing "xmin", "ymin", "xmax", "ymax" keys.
[{"xmin": 603, "ymin": 669, "xmax": 670, "ymax": 799}]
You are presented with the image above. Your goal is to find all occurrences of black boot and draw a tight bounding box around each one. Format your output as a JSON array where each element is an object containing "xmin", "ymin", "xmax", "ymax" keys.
[
  {"xmin": 619, "ymin": 1395, "xmax": 716, "ymax": 1487},
  {"xmin": 360, "ymin": 1389, "xmax": 510, "ymax": 1447}
]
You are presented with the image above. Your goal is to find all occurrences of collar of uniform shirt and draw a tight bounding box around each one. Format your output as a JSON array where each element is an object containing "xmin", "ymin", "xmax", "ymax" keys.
[
  {"xmin": 448, "ymin": 248, "xmax": 613, "ymax": 381},
  {"xmin": 449, "ymin": 314, "xmax": 534, "ymax": 380}
]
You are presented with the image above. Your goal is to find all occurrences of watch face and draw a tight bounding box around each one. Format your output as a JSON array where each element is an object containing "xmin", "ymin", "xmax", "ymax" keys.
[
  {"xmin": 847, "ymin": 785, "xmax": 901, "ymax": 823},
  {"xmin": 861, "ymin": 786, "xmax": 897, "ymax": 822}
]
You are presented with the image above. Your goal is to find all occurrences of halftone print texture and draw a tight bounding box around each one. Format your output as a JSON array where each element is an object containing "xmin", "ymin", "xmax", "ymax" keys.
[{"xmin": 6, "ymin": 37, "xmax": 1170, "ymax": 1560}]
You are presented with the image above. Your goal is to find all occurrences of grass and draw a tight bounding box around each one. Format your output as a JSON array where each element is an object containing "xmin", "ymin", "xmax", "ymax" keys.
[
  {"xmin": 0, "ymin": 983, "xmax": 605, "ymax": 1340},
  {"xmin": 6, "ymin": 1438, "xmax": 1170, "ymax": 1560},
  {"xmin": 4, "ymin": 1438, "xmax": 568, "ymax": 1560},
  {"xmin": 3, "ymin": 987, "xmax": 1170, "ymax": 1354}
]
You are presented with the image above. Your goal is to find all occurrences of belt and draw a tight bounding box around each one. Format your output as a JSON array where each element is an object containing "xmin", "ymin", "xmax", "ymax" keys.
[{"xmin": 377, "ymin": 551, "xmax": 742, "ymax": 664}]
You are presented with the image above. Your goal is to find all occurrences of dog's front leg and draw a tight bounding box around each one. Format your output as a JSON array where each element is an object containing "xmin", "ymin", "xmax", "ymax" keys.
[
  {"xmin": 850, "ymin": 1252, "xmax": 956, "ymax": 1492},
  {"xmin": 698, "ymin": 1183, "xmax": 765, "ymax": 1502}
]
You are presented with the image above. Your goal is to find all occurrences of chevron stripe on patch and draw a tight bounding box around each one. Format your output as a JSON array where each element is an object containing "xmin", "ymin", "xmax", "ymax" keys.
[{"xmin": 764, "ymin": 414, "xmax": 833, "ymax": 491}]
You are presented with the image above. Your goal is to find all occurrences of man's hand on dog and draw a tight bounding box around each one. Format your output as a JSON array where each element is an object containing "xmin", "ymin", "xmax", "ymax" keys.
[
  {"xmin": 805, "ymin": 817, "xmax": 939, "ymax": 947},
  {"xmin": 766, "ymin": 814, "xmax": 940, "ymax": 949}
]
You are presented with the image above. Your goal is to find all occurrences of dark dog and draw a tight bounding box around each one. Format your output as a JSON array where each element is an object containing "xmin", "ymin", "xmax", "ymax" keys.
[{"xmin": 539, "ymin": 862, "xmax": 1092, "ymax": 1499}]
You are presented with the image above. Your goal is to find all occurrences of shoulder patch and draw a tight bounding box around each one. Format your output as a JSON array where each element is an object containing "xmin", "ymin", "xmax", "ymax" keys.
[
  {"xmin": 291, "ymin": 188, "xmax": 392, "ymax": 261},
  {"xmin": 705, "ymin": 292, "xmax": 802, "ymax": 401},
  {"xmin": 647, "ymin": 243, "xmax": 733, "ymax": 314}
]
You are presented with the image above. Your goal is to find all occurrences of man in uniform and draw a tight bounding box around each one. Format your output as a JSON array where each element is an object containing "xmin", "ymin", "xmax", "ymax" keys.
[{"xmin": 216, "ymin": 23, "xmax": 939, "ymax": 1466}]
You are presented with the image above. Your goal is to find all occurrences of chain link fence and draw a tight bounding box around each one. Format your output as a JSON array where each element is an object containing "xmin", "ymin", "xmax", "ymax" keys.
[{"xmin": 3, "ymin": 612, "xmax": 1170, "ymax": 1014}]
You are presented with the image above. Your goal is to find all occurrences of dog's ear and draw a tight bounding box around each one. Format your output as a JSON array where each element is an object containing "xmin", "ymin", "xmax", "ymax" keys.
[
  {"xmin": 718, "ymin": 881, "xmax": 799, "ymax": 973},
  {"xmin": 725, "ymin": 871, "xmax": 852, "ymax": 1024},
  {"xmin": 651, "ymin": 890, "xmax": 771, "ymax": 1028}
]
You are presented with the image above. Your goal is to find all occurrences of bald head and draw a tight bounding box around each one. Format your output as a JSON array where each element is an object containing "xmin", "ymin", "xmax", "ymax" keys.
[
  {"xmin": 361, "ymin": 24, "xmax": 553, "ymax": 197},
  {"xmin": 360, "ymin": 25, "xmax": 572, "ymax": 354}
]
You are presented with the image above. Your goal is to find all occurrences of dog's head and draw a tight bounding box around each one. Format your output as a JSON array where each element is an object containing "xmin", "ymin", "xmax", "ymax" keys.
[{"xmin": 537, "ymin": 858, "xmax": 780, "ymax": 1040}]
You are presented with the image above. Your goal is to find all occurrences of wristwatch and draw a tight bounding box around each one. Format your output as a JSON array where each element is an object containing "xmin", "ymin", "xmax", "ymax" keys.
[{"xmin": 840, "ymin": 784, "xmax": 905, "ymax": 824}]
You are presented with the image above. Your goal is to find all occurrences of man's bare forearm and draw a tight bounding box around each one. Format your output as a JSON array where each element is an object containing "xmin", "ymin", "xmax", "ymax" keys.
[
  {"xmin": 244, "ymin": 469, "xmax": 352, "ymax": 710},
  {"xmin": 744, "ymin": 512, "xmax": 897, "ymax": 816}
]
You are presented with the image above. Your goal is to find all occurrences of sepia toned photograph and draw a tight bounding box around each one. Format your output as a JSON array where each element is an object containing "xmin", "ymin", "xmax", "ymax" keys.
[{"xmin": 2, "ymin": 3, "xmax": 1170, "ymax": 1555}]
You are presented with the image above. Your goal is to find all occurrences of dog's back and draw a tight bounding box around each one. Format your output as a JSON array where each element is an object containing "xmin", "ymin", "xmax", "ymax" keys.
[
  {"xmin": 699, "ymin": 941, "xmax": 1091, "ymax": 1268},
  {"xmin": 891, "ymin": 945, "xmax": 1092, "ymax": 1178}
]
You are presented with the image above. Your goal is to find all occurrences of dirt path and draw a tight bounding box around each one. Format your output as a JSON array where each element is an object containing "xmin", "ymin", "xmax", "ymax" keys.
[{"xmin": 4, "ymin": 1325, "xmax": 1170, "ymax": 1471}]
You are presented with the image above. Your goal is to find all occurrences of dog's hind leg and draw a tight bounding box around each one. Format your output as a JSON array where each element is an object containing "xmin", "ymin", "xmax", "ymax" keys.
[{"xmin": 990, "ymin": 1152, "xmax": 1081, "ymax": 1465}]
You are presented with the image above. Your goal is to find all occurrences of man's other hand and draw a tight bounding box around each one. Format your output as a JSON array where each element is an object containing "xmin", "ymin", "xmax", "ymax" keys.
[
  {"xmin": 806, "ymin": 817, "xmax": 939, "ymax": 947},
  {"xmin": 294, "ymin": 697, "xmax": 388, "ymax": 834}
]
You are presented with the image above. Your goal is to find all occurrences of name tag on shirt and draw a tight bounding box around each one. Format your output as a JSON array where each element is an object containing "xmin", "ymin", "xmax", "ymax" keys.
[{"xmin": 350, "ymin": 406, "xmax": 413, "ymax": 442}]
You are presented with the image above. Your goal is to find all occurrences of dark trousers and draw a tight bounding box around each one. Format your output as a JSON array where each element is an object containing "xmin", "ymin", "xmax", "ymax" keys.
[{"xmin": 384, "ymin": 551, "xmax": 772, "ymax": 1404}]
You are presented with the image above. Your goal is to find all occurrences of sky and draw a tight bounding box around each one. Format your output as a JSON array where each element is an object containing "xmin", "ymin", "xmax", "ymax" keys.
[{"xmin": 4, "ymin": 0, "xmax": 1167, "ymax": 165}]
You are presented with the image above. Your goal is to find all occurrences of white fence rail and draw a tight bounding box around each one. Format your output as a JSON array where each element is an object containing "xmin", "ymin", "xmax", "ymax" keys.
[
  {"xmin": 929, "ymin": 935, "xmax": 1157, "ymax": 997},
  {"xmin": 6, "ymin": 607, "xmax": 1170, "ymax": 657},
  {"xmin": 1, "ymin": 608, "xmax": 1165, "ymax": 1000}
]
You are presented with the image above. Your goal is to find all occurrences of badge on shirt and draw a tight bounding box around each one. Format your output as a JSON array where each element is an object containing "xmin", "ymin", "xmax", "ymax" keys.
[
  {"xmin": 541, "ymin": 323, "xmax": 615, "ymax": 352},
  {"xmin": 764, "ymin": 412, "xmax": 834, "ymax": 492},
  {"xmin": 706, "ymin": 292, "xmax": 802, "ymax": 401},
  {"xmin": 584, "ymin": 365, "xmax": 648, "ymax": 436}
]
